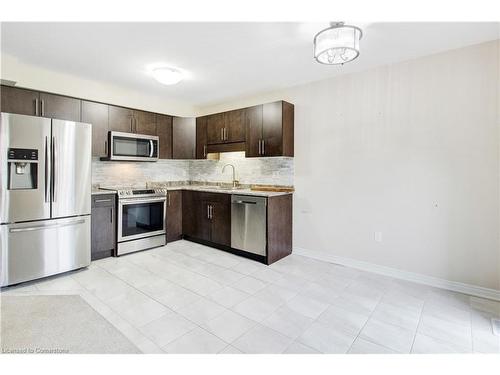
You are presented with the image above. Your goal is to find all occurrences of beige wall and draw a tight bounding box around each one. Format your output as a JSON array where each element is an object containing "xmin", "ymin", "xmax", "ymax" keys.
[
  {"xmin": 199, "ymin": 40, "xmax": 500, "ymax": 290},
  {"xmin": 0, "ymin": 54, "xmax": 196, "ymax": 116}
]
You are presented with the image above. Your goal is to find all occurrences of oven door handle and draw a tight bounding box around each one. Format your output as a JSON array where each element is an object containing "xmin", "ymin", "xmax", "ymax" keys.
[{"xmin": 119, "ymin": 197, "xmax": 166, "ymax": 205}]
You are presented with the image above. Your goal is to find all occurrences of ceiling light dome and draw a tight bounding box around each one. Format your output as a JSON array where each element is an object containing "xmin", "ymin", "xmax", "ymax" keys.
[
  {"xmin": 152, "ymin": 67, "xmax": 183, "ymax": 85},
  {"xmin": 314, "ymin": 22, "xmax": 363, "ymax": 65}
]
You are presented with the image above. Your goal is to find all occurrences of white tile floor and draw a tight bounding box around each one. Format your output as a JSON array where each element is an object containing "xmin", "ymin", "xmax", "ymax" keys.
[{"xmin": 2, "ymin": 240, "xmax": 499, "ymax": 354}]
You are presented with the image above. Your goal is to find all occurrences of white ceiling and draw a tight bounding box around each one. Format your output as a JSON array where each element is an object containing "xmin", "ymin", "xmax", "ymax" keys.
[{"xmin": 1, "ymin": 22, "xmax": 498, "ymax": 107}]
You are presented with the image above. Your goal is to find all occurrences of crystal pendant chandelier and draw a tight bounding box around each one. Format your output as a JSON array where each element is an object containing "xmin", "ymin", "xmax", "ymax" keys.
[{"xmin": 313, "ymin": 22, "xmax": 363, "ymax": 65}]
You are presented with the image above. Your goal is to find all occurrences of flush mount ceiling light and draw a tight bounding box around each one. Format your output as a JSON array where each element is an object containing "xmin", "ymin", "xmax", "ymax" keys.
[
  {"xmin": 313, "ymin": 22, "xmax": 363, "ymax": 65},
  {"xmin": 151, "ymin": 67, "xmax": 183, "ymax": 85}
]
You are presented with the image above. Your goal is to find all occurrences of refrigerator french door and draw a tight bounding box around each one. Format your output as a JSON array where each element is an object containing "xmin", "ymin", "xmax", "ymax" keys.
[{"xmin": 0, "ymin": 113, "xmax": 92, "ymax": 287}]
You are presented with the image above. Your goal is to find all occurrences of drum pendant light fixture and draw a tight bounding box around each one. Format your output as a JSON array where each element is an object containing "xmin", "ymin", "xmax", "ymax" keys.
[{"xmin": 313, "ymin": 22, "xmax": 363, "ymax": 65}]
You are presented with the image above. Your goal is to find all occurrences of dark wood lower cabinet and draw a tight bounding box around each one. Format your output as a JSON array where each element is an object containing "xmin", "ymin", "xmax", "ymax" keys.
[
  {"xmin": 91, "ymin": 194, "xmax": 116, "ymax": 260},
  {"xmin": 166, "ymin": 190, "xmax": 183, "ymax": 242},
  {"xmin": 180, "ymin": 190, "xmax": 291, "ymax": 264},
  {"xmin": 266, "ymin": 194, "xmax": 293, "ymax": 264},
  {"xmin": 182, "ymin": 191, "xmax": 230, "ymax": 246}
]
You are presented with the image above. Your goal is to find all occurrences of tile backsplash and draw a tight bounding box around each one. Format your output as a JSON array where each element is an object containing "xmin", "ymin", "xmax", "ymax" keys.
[
  {"xmin": 92, "ymin": 158, "xmax": 190, "ymax": 187},
  {"xmin": 92, "ymin": 153, "xmax": 294, "ymax": 187}
]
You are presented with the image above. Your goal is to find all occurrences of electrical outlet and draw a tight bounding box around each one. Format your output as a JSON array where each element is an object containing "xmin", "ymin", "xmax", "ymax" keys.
[{"xmin": 374, "ymin": 231, "xmax": 383, "ymax": 242}]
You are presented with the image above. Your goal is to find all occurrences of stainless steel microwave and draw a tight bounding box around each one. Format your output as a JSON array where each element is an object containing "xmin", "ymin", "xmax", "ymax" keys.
[{"xmin": 103, "ymin": 131, "xmax": 159, "ymax": 161}]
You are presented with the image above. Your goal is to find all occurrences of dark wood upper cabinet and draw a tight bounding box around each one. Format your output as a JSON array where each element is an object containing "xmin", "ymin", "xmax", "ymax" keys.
[
  {"xmin": 196, "ymin": 116, "xmax": 208, "ymax": 159},
  {"xmin": 262, "ymin": 101, "xmax": 283, "ymax": 157},
  {"xmin": 1, "ymin": 86, "xmax": 39, "ymax": 116},
  {"xmin": 91, "ymin": 194, "xmax": 116, "ymax": 260},
  {"xmin": 166, "ymin": 190, "xmax": 183, "ymax": 243},
  {"xmin": 156, "ymin": 114, "xmax": 173, "ymax": 159},
  {"xmin": 134, "ymin": 110, "xmax": 156, "ymax": 135},
  {"xmin": 206, "ymin": 113, "xmax": 225, "ymax": 144},
  {"xmin": 39, "ymin": 92, "xmax": 81, "ymax": 121},
  {"xmin": 108, "ymin": 105, "xmax": 133, "ymax": 133},
  {"xmin": 172, "ymin": 117, "xmax": 196, "ymax": 159},
  {"xmin": 245, "ymin": 105, "xmax": 263, "ymax": 157},
  {"xmin": 82, "ymin": 100, "xmax": 109, "ymax": 158},
  {"xmin": 246, "ymin": 101, "xmax": 294, "ymax": 157},
  {"xmin": 225, "ymin": 109, "xmax": 246, "ymax": 143}
]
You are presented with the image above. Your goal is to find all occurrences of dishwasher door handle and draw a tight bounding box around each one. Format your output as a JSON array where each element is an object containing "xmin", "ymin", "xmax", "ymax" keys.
[{"xmin": 234, "ymin": 200, "xmax": 257, "ymax": 205}]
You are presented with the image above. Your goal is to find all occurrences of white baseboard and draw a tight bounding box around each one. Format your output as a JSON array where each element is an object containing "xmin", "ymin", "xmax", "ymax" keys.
[{"xmin": 293, "ymin": 246, "xmax": 500, "ymax": 302}]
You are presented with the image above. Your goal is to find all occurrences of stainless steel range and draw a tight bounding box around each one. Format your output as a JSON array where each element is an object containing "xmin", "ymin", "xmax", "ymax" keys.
[{"xmin": 100, "ymin": 186, "xmax": 167, "ymax": 256}]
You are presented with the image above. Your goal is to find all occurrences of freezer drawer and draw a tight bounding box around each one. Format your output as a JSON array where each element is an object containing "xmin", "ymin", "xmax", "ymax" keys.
[
  {"xmin": 231, "ymin": 195, "xmax": 267, "ymax": 256},
  {"xmin": 0, "ymin": 216, "xmax": 91, "ymax": 287}
]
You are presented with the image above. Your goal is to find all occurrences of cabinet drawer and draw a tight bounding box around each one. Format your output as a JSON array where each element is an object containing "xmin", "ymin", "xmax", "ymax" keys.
[{"xmin": 92, "ymin": 194, "xmax": 116, "ymax": 208}]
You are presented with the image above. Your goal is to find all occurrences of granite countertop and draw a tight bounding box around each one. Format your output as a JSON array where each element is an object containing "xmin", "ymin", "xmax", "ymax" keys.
[
  {"xmin": 166, "ymin": 185, "xmax": 292, "ymax": 197},
  {"xmin": 92, "ymin": 183, "xmax": 293, "ymax": 197}
]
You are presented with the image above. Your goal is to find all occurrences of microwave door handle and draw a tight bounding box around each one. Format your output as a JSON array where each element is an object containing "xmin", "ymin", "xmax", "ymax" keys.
[{"xmin": 149, "ymin": 139, "xmax": 154, "ymax": 157}]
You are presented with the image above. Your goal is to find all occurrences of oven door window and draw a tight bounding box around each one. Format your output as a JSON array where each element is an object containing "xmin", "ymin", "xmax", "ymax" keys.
[
  {"xmin": 122, "ymin": 201, "xmax": 164, "ymax": 237},
  {"xmin": 113, "ymin": 136, "xmax": 152, "ymax": 157}
]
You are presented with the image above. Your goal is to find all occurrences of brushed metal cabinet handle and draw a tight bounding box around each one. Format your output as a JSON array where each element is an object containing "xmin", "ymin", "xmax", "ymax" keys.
[
  {"xmin": 258, "ymin": 139, "xmax": 261, "ymax": 155},
  {"xmin": 203, "ymin": 145, "xmax": 207, "ymax": 158},
  {"xmin": 221, "ymin": 128, "xmax": 224, "ymax": 141},
  {"xmin": 40, "ymin": 99, "xmax": 45, "ymax": 117},
  {"xmin": 110, "ymin": 207, "xmax": 113, "ymax": 223},
  {"xmin": 262, "ymin": 139, "xmax": 265, "ymax": 155},
  {"xmin": 34, "ymin": 99, "xmax": 39, "ymax": 116},
  {"xmin": 207, "ymin": 204, "xmax": 210, "ymax": 219}
]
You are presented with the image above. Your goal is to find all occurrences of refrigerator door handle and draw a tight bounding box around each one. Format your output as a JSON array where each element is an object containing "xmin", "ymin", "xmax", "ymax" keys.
[
  {"xmin": 44, "ymin": 136, "xmax": 49, "ymax": 203},
  {"xmin": 52, "ymin": 136, "xmax": 57, "ymax": 202},
  {"xmin": 9, "ymin": 219, "xmax": 85, "ymax": 233}
]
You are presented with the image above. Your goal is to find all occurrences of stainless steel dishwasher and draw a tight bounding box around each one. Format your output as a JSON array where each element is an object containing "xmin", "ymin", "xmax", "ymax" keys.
[{"xmin": 231, "ymin": 195, "xmax": 267, "ymax": 256}]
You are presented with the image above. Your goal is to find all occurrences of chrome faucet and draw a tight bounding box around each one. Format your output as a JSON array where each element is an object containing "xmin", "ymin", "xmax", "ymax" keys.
[{"xmin": 222, "ymin": 164, "xmax": 239, "ymax": 188}]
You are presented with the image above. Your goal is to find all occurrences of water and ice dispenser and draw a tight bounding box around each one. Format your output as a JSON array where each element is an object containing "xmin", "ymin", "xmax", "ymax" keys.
[{"xmin": 7, "ymin": 148, "xmax": 38, "ymax": 190}]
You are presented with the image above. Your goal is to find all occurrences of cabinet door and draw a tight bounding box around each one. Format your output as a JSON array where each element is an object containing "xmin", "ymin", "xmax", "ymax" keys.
[
  {"xmin": 262, "ymin": 101, "xmax": 283, "ymax": 157},
  {"xmin": 134, "ymin": 110, "xmax": 157, "ymax": 135},
  {"xmin": 91, "ymin": 194, "xmax": 116, "ymax": 260},
  {"xmin": 245, "ymin": 105, "xmax": 263, "ymax": 157},
  {"xmin": 206, "ymin": 113, "xmax": 225, "ymax": 144},
  {"xmin": 210, "ymin": 195, "xmax": 231, "ymax": 246},
  {"xmin": 166, "ymin": 190, "xmax": 182, "ymax": 242},
  {"xmin": 172, "ymin": 117, "xmax": 196, "ymax": 159},
  {"xmin": 109, "ymin": 105, "xmax": 134, "ymax": 133},
  {"xmin": 82, "ymin": 101, "xmax": 109, "ymax": 157},
  {"xmin": 156, "ymin": 114, "xmax": 173, "ymax": 159},
  {"xmin": 226, "ymin": 109, "xmax": 245, "ymax": 143},
  {"xmin": 1, "ymin": 86, "xmax": 39, "ymax": 116},
  {"xmin": 182, "ymin": 191, "xmax": 210, "ymax": 241},
  {"xmin": 39, "ymin": 92, "xmax": 81, "ymax": 121},
  {"xmin": 196, "ymin": 116, "xmax": 208, "ymax": 159}
]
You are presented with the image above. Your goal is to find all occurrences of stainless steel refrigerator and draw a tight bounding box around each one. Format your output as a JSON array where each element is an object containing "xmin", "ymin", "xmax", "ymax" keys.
[{"xmin": 0, "ymin": 113, "xmax": 92, "ymax": 287}]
